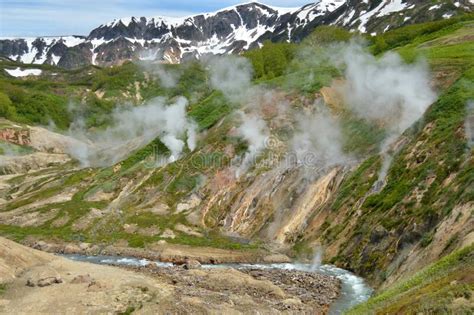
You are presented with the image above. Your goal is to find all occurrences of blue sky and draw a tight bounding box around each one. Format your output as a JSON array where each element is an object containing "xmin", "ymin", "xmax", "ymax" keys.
[{"xmin": 0, "ymin": 0, "xmax": 313, "ymax": 37}]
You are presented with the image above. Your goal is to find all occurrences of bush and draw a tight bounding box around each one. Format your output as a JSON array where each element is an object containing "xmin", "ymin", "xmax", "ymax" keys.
[
  {"xmin": 0, "ymin": 80, "xmax": 70, "ymax": 128},
  {"xmin": 0, "ymin": 92, "xmax": 16, "ymax": 119},
  {"xmin": 244, "ymin": 41, "xmax": 295, "ymax": 79},
  {"xmin": 303, "ymin": 25, "xmax": 352, "ymax": 47}
]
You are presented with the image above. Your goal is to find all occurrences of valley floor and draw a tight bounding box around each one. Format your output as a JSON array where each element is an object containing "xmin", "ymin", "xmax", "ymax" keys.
[{"xmin": 0, "ymin": 237, "xmax": 340, "ymax": 314}]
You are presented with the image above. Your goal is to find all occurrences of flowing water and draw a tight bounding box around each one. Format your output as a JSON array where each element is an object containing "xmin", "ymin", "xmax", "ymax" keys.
[{"xmin": 63, "ymin": 254, "xmax": 372, "ymax": 314}]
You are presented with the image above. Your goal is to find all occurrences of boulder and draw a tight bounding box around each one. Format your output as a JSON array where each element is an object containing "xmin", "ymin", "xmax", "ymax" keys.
[
  {"xmin": 32, "ymin": 241, "xmax": 48, "ymax": 251},
  {"xmin": 37, "ymin": 276, "xmax": 63, "ymax": 287},
  {"xmin": 71, "ymin": 274, "xmax": 94, "ymax": 284},
  {"xmin": 183, "ymin": 259, "xmax": 202, "ymax": 270},
  {"xmin": 161, "ymin": 229, "xmax": 176, "ymax": 239},
  {"xmin": 27, "ymin": 275, "xmax": 63, "ymax": 287},
  {"xmin": 263, "ymin": 254, "xmax": 292, "ymax": 263}
]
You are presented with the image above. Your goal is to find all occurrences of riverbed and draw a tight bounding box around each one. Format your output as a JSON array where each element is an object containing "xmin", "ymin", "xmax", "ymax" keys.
[{"xmin": 63, "ymin": 254, "xmax": 372, "ymax": 314}]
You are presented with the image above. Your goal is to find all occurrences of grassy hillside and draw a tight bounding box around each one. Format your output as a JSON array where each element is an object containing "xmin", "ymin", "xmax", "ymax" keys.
[
  {"xmin": 0, "ymin": 60, "xmax": 212, "ymax": 130},
  {"xmin": 303, "ymin": 18, "xmax": 474, "ymax": 286},
  {"xmin": 348, "ymin": 244, "xmax": 474, "ymax": 314}
]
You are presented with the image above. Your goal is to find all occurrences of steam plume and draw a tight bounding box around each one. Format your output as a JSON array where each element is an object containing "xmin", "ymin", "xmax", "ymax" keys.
[
  {"xmin": 207, "ymin": 55, "xmax": 254, "ymax": 103},
  {"xmin": 339, "ymin": 43, "xmax": 436, "ymax": 134},
  {"xmin": 335, "ymin": 42, "xmax": 436, "ymax": 183},
  {"xmin": 291, "ymin": 104, "xmax": 347, "ymax": 169},
  {"xmin": 235, "ymin": 111, "xmax": 270, "ymax": 177},
  {"xmin": 67, "ymin": 96, "xmax": 197, "ymax": 167},
  {"xmin": 466, "ymin": 101, "xmax": 474, "ymax": 149}
]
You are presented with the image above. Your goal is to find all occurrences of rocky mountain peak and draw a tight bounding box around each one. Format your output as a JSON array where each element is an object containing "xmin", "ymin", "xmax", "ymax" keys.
[{"xmin": 1, "ymin": 1, "xmax": 473, "ymax": 69}]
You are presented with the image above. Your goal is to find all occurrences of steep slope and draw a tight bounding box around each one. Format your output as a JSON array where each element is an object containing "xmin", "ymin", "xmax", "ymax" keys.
[
  {"xmin": 1, "ymin": 1, "xmax": 473, "ymax": 68},
  {"xmin": 348, "ymin": 245, "xmax": 474, "ymax": 314}
]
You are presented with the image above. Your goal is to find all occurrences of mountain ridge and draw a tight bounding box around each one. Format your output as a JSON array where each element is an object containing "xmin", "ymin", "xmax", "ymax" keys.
[{"xmin": 0, "ymin": 0, "xmax": 473, "ymax": 69}]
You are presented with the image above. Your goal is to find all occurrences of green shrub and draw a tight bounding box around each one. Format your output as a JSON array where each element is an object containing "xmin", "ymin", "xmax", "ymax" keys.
[
  {"xmin": 244, "ymin": 41, "xmax": 295, "ymax": 79},
  {"xmin": 303, "ymin": 25, "xmax": 352, "ymax": 47},
  {"xmin": 0, "ymin": 92, "xmax": 16, "ymax": 119},
  {"xmin": 189, "ymin": 92, "xmax": 232, "ymax": 129}
]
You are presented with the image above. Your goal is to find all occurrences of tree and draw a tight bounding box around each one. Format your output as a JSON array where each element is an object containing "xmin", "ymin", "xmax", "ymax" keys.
[
  {"xmin": 373, "ymin": 36, "xmax": 389, "ymax": 54},
  {"xmin": 304, "ymin": 25, "xmax": 352, "ymax": 47},
  {"xmin": 0, "ymin": 92, "xmax": 16, "ymax": 119},
  {"xmin": 262, "ymin": 41, "xmax": 288, "ymax": 79},
  {"xmin": 244, "ymin": 49, "xmax": 265, "ymax": 79}
]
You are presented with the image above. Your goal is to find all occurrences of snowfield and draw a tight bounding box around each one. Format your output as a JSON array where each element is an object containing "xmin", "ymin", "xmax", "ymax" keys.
[{"xmin": 5, "ymin": 67, "xmax": 42, "ymax": 77}]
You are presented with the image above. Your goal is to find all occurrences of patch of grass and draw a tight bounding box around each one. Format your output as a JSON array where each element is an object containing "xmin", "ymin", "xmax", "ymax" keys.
[
  {"xmin": 0, "ymin": 198, "xmax": 107, "ymax": 243},
  {"xmin": 341, "ymin": 116, "xmax": 386, "ymax": 157},
  {"xmin": 331, "ymin": 156, "xmax": 380, "ymax": 211},
  {"xmin": 291, "ymin": 240, "xmax": 314, "ymax": 259},
  {"xmin": 120, "ymin": 138, "xmax": 170, "ymax": 170},
  {"xmin": 420, "ymin": 232, "xmax": 434, "ymax": 248},
  {"xmin": 119, "ymin": 306, "xmax": 136, "ymax": 315},
  {"xmin": 189, "ymin": 91, "xmax": 232, "ymax": 130},
  {"xmin": 0, "ymin": 140, "xmax": 34, "ymax": 157},
  {"xmin": 169, "ymin": 231, "xmax": 259, "ymax": 250},
  {"xmin": 127, "ymin": 212, "xmax": 186, "ymax": 230}
]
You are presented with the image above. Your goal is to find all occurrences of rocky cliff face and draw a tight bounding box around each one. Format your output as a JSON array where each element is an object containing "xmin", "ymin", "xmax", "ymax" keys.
[{"xmin": 1, "ymin": 1, "xmax": 473, "ymax": 68}]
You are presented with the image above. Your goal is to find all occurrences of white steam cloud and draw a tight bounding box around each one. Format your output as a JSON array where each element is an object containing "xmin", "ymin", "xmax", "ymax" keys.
[
  {"xmin": 339, "ymin": 44, "xmax": 436, "ymax": 134},
  {"xmin": 151, "ymin": 64, "xmax": 180, "ymax": 89},
  {"xmin": 138, "ymin": 52, "xmax": 180, "ymax": 88},
  {"xmin": 291, "ymin": 105, "xmax": 347, "ymax": 168},
  {"xmin": 206, "ymin": 55, "xmax": 270, "ymax": 177},
  {"xmin": 466, "ymin": 101, "xmax": 474, "ymax": 149},
  {"xmin": 333, "ymin": 43, "xmax": 436, "ymax": 184},
  {"xmin": 207, "ymin": 55, "xmax": 254, "ymax": 103},
  {"xmin": 67, "ymin": 96, "xmax": 197, "ymax": 167},
  {"xmin": 235, "ymin": 111, "xmax": 270, "ymax": 177}
]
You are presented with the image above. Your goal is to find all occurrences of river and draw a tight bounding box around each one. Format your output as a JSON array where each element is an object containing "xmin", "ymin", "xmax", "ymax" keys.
[{"xmin": 62, "ymin": 254, "xmax": 373, "ymax": 314}]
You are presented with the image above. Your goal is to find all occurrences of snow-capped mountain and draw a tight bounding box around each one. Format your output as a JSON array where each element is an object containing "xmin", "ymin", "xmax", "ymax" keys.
[{"xmin": 1, "ymin": 1, "xmax": 473, "ymax": 69}]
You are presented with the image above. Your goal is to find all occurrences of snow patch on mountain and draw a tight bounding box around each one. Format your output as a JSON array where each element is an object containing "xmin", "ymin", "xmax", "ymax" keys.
[
  {"xmin": 1, "ymin": 1, "xmax": 473, "ymax": 68},
  {"xmin": 5, "ymin": 67, "xmax": 42, "ymax": 77}
]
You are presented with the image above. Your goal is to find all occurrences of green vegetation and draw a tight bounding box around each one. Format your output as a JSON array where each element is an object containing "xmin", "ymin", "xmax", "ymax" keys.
[
  {"xmin": 340, "ymin": 116, "xmax": 386, "ymax": 157},
  {"xmin": 0, "ymin": 91, "xmax": 16, "ymax": 119},
  {"xmin": 189, "ymin": 91, "xmax": 232, "ymax": 129},
  {"xmin": 370, "ymin": 14, "xmax": 474, "ymax": 55},
  {"xmin": 291, "ymin": 240, "xmax": 314, "ymax": 259},
  {"xmin": 0, "ymin": 140, "xmax": 34, "ymax": 156},
  {"xmin": 0, "ymin": 59, "xmax": 211, "ymax": 131},
  {"xmin": 120, "ymin": 138, "xmax": 170, "ymax": 171},
  {"xmin": 119, "ymin": 306, "xmax": 136, "ymax": 315},
  {"xmin": 319, "ymin": 19, "xmax": 474, "ymax": 287},
  {"xmin": 0, "ymin": 80, "xmax": 70, "ymax": 128},
  {"xmin": 348, "ymin": 245, "xmax": 474, "ymax": 314},
  {"xmin": 244, "ymin": 41, "xmax": 295, "ymax": 79},
  {"xmin": 303, "ymin": 25, "xmax": 353, "ymax": 47},
  {"xmin": 331, "ymin": 156, "xmax": 380, "ymax": 211}
]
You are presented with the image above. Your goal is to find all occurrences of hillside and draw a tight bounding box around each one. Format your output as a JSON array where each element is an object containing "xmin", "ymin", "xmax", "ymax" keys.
[
  {"xmin": 1, "ymin": 0, "xmax": 473, "ymax": 68},
  {"xmin": 0, "ymin": 14, "xmax": 473, "ymax": 313}
]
